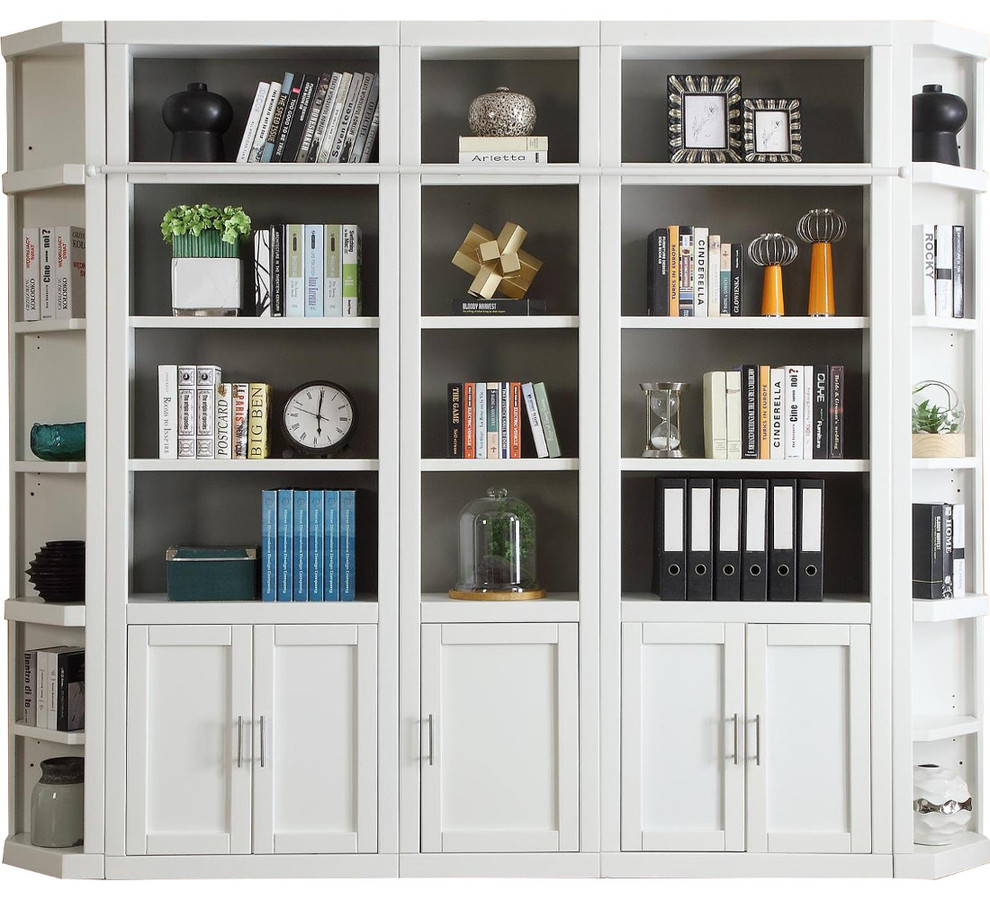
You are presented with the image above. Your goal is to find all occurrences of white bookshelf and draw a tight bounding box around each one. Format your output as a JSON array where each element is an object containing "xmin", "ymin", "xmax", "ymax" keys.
[{"xmin": 2, "ymin": 17, "xmax": 988, "ymax": 882}]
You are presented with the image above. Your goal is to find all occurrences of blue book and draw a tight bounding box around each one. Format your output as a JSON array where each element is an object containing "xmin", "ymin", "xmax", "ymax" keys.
[
  {"xmin": 261, "ymin": 490, "xmax": 277, "ymax": 601},
  {"xmin": 293, "ymin": 490, "xmax": 309, "ymax": 601},
  {"xmin": 276, "ymin": 490, "xmax": 294, "ymax": 602},
  {"xmin": 324, "ymin": 490, "xmax": 340, "ymax": 602},
  {"xmin": 309, "ymin": 490, "xmax": 324, "ymax": 601},
  {"xmin": 340, "ymin": 489, "xmax": 356, "ymax": 601}
]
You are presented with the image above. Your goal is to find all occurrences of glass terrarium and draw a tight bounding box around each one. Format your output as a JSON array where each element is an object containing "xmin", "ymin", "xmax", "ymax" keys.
[{"xmin": 449, "ymin": 487, "xmax": 546, "ymax": 601}]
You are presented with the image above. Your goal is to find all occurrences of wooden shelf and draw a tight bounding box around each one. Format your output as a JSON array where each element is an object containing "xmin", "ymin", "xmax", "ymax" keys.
[
  {"xmin": 912, "ymin": 315, "xmax": 977, "ymax": 331},
  {"xmin": 423, "ymin": 316, "xmax": 579, "ymax": 330},
  {"xmin": 421, "ymin": 593, "xmax": 580, "ymax": 623},
  {"xmin": 911, "ymin": 162, "xmax": 988, "ymax": 192},
  {"xmin": 896, "ymin": 832, "xmax": 990, "ymax": 880},
  {"xmin": 129, "ymin": 316, "xmax": 380, "ymax": 330},
  {"xmin": 914, "ymin": 594, "xmax": 990, "ymax": 622},
  {"xmin": 621, "ymin": 595, "xmax": 871, "ymax": 624},
  {"xmin": 4, "ymin": 599, "xmax": 85, "ymax": 627},
  {"xmin": 621, "ymin": 458, "xmax": 869, "ymax": 473},
  {"xmin": 912, "ymin": 715, "xmax": 980, "ymax": 742},
  {"xmin": 911, "ymin": 457, "xmax": 978, "ymax": 470},
  {"xmin": 13, "ymin": 318, "xmax": 86, "ymax": 334},
  {"xmin": 126, "ymin": 594, "xmax": 379, "ymax": 625},
  {"xmin": 2, "ymin": 833, "xmax": 103, "ymax": 880},
  {"xmin": 421, "ymin": 458, "xmax": 579, "ymax": 472},
  {"xmin": 13, "ymin": 721, "xmax": 85, "ymax": 745},
  {"xmin": 13, "ymin": 461, "xmax": 87, "ymax": 474},
  {"xmin": 622, "ymin": 316, "xmax": 868, "ymax": 330},
  {"xmin": 130, "ymin": 458, "xmax": 379, "ymax": 472}
]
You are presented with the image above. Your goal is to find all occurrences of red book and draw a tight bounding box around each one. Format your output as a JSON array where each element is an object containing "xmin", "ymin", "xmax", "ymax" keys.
[
  {"xmin": 510, "ymin": 382, "xmax": 522, "ymax": 459},
  {"xmin": 464, "ymin": 382, "xmax": 475, "ymax": 460}
]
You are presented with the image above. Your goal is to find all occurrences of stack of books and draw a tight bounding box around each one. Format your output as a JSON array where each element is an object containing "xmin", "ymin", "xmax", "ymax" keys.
[
  {"xmin": 253, "ymin": 224, "xmax": 361, "ymax": 317},
  {"xmin": 647, "ymin": 226, "xmax": 743, "ymax": 317},
  {"xmin": 158, "ymin": 365, "xmax": 271, "ymax": 461},
  {"xmin": 703, "ymin": 365, "xmax": 845, "ymax": 461},
  {"xmin": 916, "ymin": 223, "xmax": 966, "ymax": 317},
  {"xmin": 22, "ymin": 646, "xmax": 84, "ymax": 731},
  {"xmin": 261, "ymin": 489, "xmax": 357, "ymax": 601},
  {"xmin": 236, "ymin": 72, "xmax": 379, "ymax": 164},
  {"xmin": 447, "ymin": 381, "xmax": 561, "ymax": 459},
  {"xmin": 458, "ymin": 135, "xmax": 548, "ymax": 166},
  {"xmin": 21, "ymin": 226, "xmax": 86, "ymax": 321},
  {"xmin": 653, "ymin": 477, "xmax": 825, "ymax": 602},
  {"xmin": 913, "ymin": 502, "xmax": 966, "ymax": 599}
]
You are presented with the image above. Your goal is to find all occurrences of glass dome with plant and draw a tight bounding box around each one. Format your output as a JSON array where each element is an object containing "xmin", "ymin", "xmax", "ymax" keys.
[
  {"xmin": 912, "ymin": 380, "xmax": 966, "ymax": 458},
  {"xmin": 160, "ymin": 203, "xmax": 251, "ymax": 258}
]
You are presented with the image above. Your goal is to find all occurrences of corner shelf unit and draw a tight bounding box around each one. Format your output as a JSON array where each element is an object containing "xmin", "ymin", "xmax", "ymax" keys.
[{"xmin": 2, "ymin": 18, "xmax": 988, "ymax": 883}]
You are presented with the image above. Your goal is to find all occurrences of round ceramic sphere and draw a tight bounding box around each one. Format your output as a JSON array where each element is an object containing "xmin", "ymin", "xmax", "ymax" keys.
[
  {"xmin": 913, "ymin": 764, "xmax": 972, "ymax": 846},
  {"xmin": 468, "ymin": 87, "xmax": 537, "ymax": 137}
]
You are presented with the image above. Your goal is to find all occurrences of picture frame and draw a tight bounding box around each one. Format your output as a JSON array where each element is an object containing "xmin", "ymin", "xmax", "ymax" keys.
[
  {"xmin": 743, "ymin": 98, "xmax": 803, "ymax": 163},
  {"xmin": 667, "ymin": 74, "xmax": 743, "ymax": 163}
]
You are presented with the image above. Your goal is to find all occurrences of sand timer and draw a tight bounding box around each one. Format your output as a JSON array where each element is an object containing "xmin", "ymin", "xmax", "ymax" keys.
[
  {"xmin": 640, "ymin": 382, "xmax": 686, "ymax": 458},
  {"xmin": 797, "ymin": 208, "xmax": 847, "ymax": 316},
  {"xmin": 747, "ymin": 232, "xmax": 799, "ymax": 317}
]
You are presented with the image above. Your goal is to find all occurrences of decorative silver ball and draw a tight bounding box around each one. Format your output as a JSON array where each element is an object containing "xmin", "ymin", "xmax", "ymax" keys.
[
  {"xmin": 747, "ymin": 233, "xmax": 799, "ymax": 267},
  {"xmin": 468, "ymin": 87, "xmax": 537, "ymax": 137},
  {"xmin": 797, "ymin": 208, "xmax": 847, "ymax": 244}
]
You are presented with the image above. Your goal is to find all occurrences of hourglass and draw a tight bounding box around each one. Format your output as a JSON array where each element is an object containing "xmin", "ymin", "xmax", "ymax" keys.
[{"xmin": 640, "ymin": 382, "xmax": 687, "ymax": 458}]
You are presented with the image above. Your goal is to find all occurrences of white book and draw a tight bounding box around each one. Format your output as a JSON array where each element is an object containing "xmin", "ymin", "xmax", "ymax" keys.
[
  {"xmin": 304, "ymin": 224, "xmax": 325, "ymax": 316},
  {"xmin": 693, "ymin": 226, "xmax": 709, "ymax": 317},
  {"xmin": 309, "ymin": 73, "xmax": 342, "ymax": 161},
  {"xmin": 328, "ymin": 74, "xmax": 363, "ymax": 163},
  {"xmin": 233, "ymin": 383, "xmax": 250, "ymax": 460},
  {"xmin": 725, "ymin": 369, "xmax": 742, "ymax": 459},
  {"xmin": 249, "ymin": 81, "xmax": 282, "ymax": 163},
  {"xmin": 36, "ymin": 649, "xmax": 49, "ymax": 729},
  {"xmin": 707, "ymin": 234, "xmax": 721, "ymax": 317},
  {"xmin": 285, "ymin": 224, "xmax": 305, "ymax": 317},
  {"xmin": 22, "ymin": 227, "xmax": 40, "ymax": 321},
  {"xmin": 916, "ymin": 223, "xmax": 936, "ymax": 316},
  {"xmin": 253, "ymin": 229, "xmax": 272, "ymax": 316},
  {"xmin": 53, "ymin": 226, "xmax": 85, "ymax": 318},
  {"xmin": 237, "ymin": 81, "xmax": 271, "ymax": 163},
  {"xmin": 359, "ymin": 104, "xmax": 380, "ymax": 164},
  {"xmin": 23, "ymin": 650, "xmax": 37, "ymax": 726},
  {"xmin": 770, "ymin": 367, "xmax": 785, "ymax": 460},
  {"xmin": 350, "ymin": 74, "xmax": 380, "ymax": 163},
  {"xmin": 196, "ymin": 365, "xmax": 221, "ymax": 459},
  {"xmin": 458, "ymin": 150, "xmax": 548, "ymax": 165},
  {"xmin": 521, "ymin": 382, "xmax": 549, "ymax": 458},
  {"xmin": 316, "ymin": 72, "xmax": 353, "ymax": 164},
  {"xmin": 784, "ymin": 365, "xmax": 804, "ymax": 460},
  {"xmin": 703, "ymin": 371, "xmax": 727, "ymax": 459},
  {"xmin": 177, "ymin": 365, "xmax": 197, "ymax": 459},
  {"xmin": 459, "ymin": 135, "xmax": 549, "ymax": 151},
  {"xmin": 475, "ymin": 381, "xmax": 487, "ymax": 459},
  {"xmin": 39, "ymin": 227, "xmax": 55, "ymax": 319},
  {"xmin": 158, "ymin": 364, "xmax": 178, "ymax": 459},
  {"xmin": 341, "ymin": 72, "xmax": 374, "ymax": 163},
  {"xmin": 953, "ymin": 503, "xmax": 966, "ymax": 598},
  {"xmin": 935, "ymin": 223, "xmax": 954, "ymax": 317},
  {"xmin": 215, "ymin": 383, "xmax": 233, "ymax": 459},
  {"xmin": 802, "ymin": 364, "xmax": 814, "ymax": 459},
  {"xmin": 323, "ymin": 225, "xmax": 343, "ymax": 316}
]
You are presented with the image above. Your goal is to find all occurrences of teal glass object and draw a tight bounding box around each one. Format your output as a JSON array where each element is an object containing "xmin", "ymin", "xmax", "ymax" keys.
[
  {"xmin": 30, "ymin": 423, "xmax": 86, "ymax": 462},
  {"xmin": 31, "ymin": 757, "xmax": 84, "ymax": 848}
]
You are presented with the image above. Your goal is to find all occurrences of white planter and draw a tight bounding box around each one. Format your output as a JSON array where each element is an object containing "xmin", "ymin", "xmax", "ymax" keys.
[
  {"xmin": 913, "ymin": 764, "xmax": 972, "ymax": 845},
  {"xmin": 171, "ymin": 257, "xmax": 242, "ymax": 316}
]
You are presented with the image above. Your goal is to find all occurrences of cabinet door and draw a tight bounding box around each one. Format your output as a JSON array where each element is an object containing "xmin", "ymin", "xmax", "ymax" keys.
[
  {"xmin": 621, "ymin": 622, "xmax": 745, "ymax": 851},
  {"xmin": 252, "ymin": 624, "xmax": 377, "ymax": 854},
  {"xmin": 420, "ymin": 622, "xmax": 579, "ymax": 853},
  {"xmin": 746, "ymin": 624, "xmax": 871, "ymax": 854},
  {"xmin": 126, "ymin": 625, "xmax": 252, "ymax": 855}
]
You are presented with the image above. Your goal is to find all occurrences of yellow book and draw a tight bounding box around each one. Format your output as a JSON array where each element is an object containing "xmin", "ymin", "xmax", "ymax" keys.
[
  {"xmin": 758, "ymin": 365, "xmax": 771, "ymax": 459},
  {"xmin": 667, "ymin": 225, "xmax": 679, "ymax": 317},
  {"xmin": 248, "ymin": 383, "xmax": 271, "ymax": 460}
]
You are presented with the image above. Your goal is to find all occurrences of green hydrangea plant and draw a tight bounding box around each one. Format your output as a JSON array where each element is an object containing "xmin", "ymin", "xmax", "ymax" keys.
[{"xmin": 161, "ymin": 204, "xmax": 252, "ymax": 257}]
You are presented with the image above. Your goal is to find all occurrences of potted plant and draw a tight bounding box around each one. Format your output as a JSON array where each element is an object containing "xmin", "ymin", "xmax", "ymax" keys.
[
  {"xmin": 161, "ymin": 203, "xmax": 251, "ymax": 315},
  {"xmin": 912, "ymin": 380, "xmax": 966, "ymax": 458}
]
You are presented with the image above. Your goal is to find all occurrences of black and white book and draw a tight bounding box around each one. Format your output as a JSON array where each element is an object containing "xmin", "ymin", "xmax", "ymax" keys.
[
  {"xmin": 261, "ymin": 72, "xmax": 294, "ymax": 163},
  {"xmin": 237, "ymin": 81, "xmax": 271, "ymax": 163},
  {"xmin": 295, "ymin": 73, "xmax": 333, "ymax": 163},
  {"xmin": 307, "ymin": 73, "xmax": 343, "ymax": 163},
  {"xmin": 195, "ymin": 365, "xmax": 221, "ymax": 459},
  {"xmin": 23, "ymin": 650, "xmax": 37, "ymax": 726},
  {"xmin": 249, "ymin": 81, "xmax": 282, "ymax": 163},
  {"xmin": 316, "ymin": 72, "xmax": 353, "ymax": 164},
  {"xmin": 350, "ymin": 73, "xmax": 380, "ymax": 163},
  {"xmin": 177, "ymin": 365, "xmax": 197, "ymax": 459},
  {"xmin": 215, "ymin": 383, "xmax": 233, "ymax": 460},
  {"xmin": 952, "ymin": 224, "xmax": 965, "ymax": 318},
  {"xmin": 934, "ymin": 222, "xmax": 954, "ymax": 317},
  {"xmin": 253, "ymin": 229, "xmax": 272, "ymax": 316},
  {"xmin": 327, "ymin": 74, "xmax": 363, "ymax": 163},
  {"xmin": 341, "ymin": 73, "xmax": 374, "ymax": 163}
]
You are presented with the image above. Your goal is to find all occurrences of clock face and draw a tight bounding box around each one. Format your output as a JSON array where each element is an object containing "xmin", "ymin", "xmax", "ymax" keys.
[{"xmin": 281, "ymin": 381, "xmax": 356, "ymax": 455}]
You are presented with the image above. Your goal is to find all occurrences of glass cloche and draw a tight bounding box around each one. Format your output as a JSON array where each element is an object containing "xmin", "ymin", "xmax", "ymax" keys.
[{"xmin": 449, "ymin": 487, "xmax": 546, "ymax": 600}]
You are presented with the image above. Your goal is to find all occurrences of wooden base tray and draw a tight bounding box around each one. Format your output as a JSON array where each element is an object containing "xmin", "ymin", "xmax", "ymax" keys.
[{"xmin": 448, "ymin": 588, "xmax": 548, "ymax": 601}]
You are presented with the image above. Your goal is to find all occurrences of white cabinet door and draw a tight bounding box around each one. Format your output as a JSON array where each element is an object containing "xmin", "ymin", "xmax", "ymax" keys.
[
  {"xmin": 126, "ymin": 625, "xmax": 252, "ymax": 855},
  {"xmin": 252, "ymin": 624, "xmax": 377, "ymax": 854},
  {"xmin": 621, "ymin": 622, "xmax": 745, "ymax": 851},
  {"xmin": 746, "ymin": 624, "xmax": 871, "ymax": 854},
  {"xmin": 420, "ymin": 622, "xmax": 579, "ymax": 853}
]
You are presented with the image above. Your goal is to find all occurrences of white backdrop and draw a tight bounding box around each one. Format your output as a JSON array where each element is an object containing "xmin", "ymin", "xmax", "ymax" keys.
[{"xmin": 1, "ymin": 0, "xmax": 988, "ymax": 896}]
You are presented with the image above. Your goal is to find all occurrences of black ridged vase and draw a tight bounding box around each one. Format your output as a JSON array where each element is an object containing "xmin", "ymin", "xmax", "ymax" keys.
[
  {"xmin": 912, "ymin": 84, "xmax": 968, "ymax": 167},
  {"xmin": 162, "ymin": 82, "xmax": 233, "ymax": 162}
]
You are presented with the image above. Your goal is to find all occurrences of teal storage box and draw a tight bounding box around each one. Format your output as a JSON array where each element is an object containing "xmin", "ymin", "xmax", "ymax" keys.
[{"xmin": 166, "ymin": 546, "xmax": 259, "ymax": 601}]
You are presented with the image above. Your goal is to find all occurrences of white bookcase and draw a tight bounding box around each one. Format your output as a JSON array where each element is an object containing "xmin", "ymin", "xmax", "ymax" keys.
[{"xmin": 2, "ymin": 18, "xmax": 987, "ymax": 881}]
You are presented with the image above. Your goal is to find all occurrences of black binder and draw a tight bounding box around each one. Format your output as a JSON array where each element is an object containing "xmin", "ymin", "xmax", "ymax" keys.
[
  {"xmin": 687, "ymin": 478, "xmax": 714, "ymax": 601},
  {"xmin": 769, "ymin": 479, "xmax": 798, "ymax": 601},
  {"xmin": 797, "ymin": 479, "xmax": 825, "ymax": 602},
  {"xmin": 714, "ymin": 478, "xmax": 742, "ymax": 601},
  {"xmin": 741, "ymin": 479, "xmax": 769, "ymax": 602},
  {"xmin": 653, "ymin": 477, "xmax": 687, "ymax": 600}
]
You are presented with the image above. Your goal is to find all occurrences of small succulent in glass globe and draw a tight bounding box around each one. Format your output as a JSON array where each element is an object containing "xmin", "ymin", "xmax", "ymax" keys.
[
  {"xmin": 797, "ymin": 208, "xmax": 847, "ymax": 316},
  {"xmin": 912, "ymin": 379, "xmax": 966, "ymax": 458},
  {"xmin": 748, "ymin": 233, "xmax": 799, "ymax": 317}
]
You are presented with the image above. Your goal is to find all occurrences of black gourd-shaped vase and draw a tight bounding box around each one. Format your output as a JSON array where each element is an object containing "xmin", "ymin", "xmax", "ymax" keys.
[
  {"xmin": 162, "ymin": 82, "xmax": 233, "ymax": 162},
  {"xmin": 912, "ymin": 84, "xmax": 968, "ymax": 167}
]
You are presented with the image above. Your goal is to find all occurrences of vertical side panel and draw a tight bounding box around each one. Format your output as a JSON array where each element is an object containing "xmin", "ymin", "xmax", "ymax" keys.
[
  {"xmin": 230, "ymin": 625, "xmax": 253, "ymax": 855},
  {"xmin": 252, "ymin": 624, "xmax": 275, "ymax": 853},
  {"xmin": 378, "ymin": 45, "xmax": 400, "ymax": 167},
  {"xmin": 105, "ymin": 43, "xmax": 130, "ymax": 166},
  {"xmin": 745, "ymin": 624, "xmax": 769, "ymax": 853},
  {"xmin": 723, "ymin": 623, "xmax": 746, "ymax": 852},
  {"xmin": 356, "ymin": 623, "xmax": 379, "ymax": 853},
  {"xmin": 619, "ymin": 622, "xmax": 643, "ymax": 850},
  {"xmin": 398, "ymin": 45, "xmax": 421, "ymax": 166},
  {"xmin": 124, "ymin": 626, "xmax": 149, "ymax": 855},
  {"xmin": 599, "ymin": 44, "xmax": 623, "ymax": 167},
  {"xmin": 849, "ymin": 624, "xmax": 873, "ymax": 853},
  {"xmin": 419, "ymin": 623, "xmax": 442, "ymax": 852},
  {"xmin": 578, "ymin": 43, "xmax": 601, "ymax": 167},
  {"xmin": 557, "ymin": 622, "xmax": 580, "ymax": 852}
]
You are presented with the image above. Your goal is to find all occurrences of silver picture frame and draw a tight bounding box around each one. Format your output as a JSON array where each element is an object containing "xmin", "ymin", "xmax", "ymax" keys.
[
  {"xmin": 667, "ymin": 74, "xmax": 743, "ymax": 163},
  {"xmin": 743, "ymin": 98, "xmax": 803, "ymax": 163}
]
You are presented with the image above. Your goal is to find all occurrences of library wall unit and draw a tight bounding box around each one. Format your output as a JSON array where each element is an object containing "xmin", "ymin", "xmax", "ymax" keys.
[{"xmin": 1, "ymin": 18, "xmax": 988, "ymax": 882}]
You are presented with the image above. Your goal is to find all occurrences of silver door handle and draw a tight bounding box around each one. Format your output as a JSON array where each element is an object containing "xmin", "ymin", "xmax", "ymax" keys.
[
  {"xmin": 732, "ymin": 713, "xmax": 739, "ymax": 765},
  {"xmin": 237, "ymin": 716, "xmax": 243, "ymax": 768},
  {"xmin": 428, "ymin": 714, "xmax": 434, "ymax": 766},
  {"xmin": 755, "ymin": 714, "xmax": 762, "ymax": 766},
  {"xmin": 260, "ymin": 715, "xmax": 267, "ymax": 768}
]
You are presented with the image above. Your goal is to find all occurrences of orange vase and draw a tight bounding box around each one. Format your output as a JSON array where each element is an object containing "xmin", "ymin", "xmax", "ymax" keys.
[
  {"xmin": 807, "ymin": 242, "xmax": 835, "ymax": 316},
  {"xmin": 761, "ymin": 265, "xmax": 785, "ymax": 316}
]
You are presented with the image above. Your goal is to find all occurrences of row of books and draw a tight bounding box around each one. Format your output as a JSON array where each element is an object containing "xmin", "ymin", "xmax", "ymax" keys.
[
  {"xmin": 653, "ymin": 477, "xmax": 825, "ymax": 602},
  {"xmin": 158, "ymin": 365, "xmax": 271, "ymax": 460},
  {"xmin": 458, "ymin": 135, "xmax": 549, "ymax": 166},
  {"xmin": 447, "ymin": 381, "xmax": 561, "ymax": 459},
  {"xmin": 916, "ymin": 224, "xmax": 966, "ymax": 318},
  {"xmin": 21, "ymin": 226, "xmax": 86, "ymax": 321},
  {"xmin": 647, "ymin": 226, "xmax": 743, "ymax": 317},
  {"xmin": 22, "ymin": 646, "xmax": 84, "ymax": 731},
  {"xmin": 253, "ymin": 224, "xmax": 362, "ymax": 317},
  {"xmin": 703, "ymin": 365, "xmax": 845, "ymax": 461},
  {"xmin": 912, "ymin": 502, "xmax": 966, "ymax": 600},
  {"xmin": 261, "ymin": 489, "xmax": 356, "ymax": 601},
  {"xmin": 236, "ymin": 71, "xmax": 379, "ymax": 165}
]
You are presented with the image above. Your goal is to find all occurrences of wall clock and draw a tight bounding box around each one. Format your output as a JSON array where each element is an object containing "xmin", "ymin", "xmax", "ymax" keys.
[{"xmin": 280, "ymin": 380, "xmax": 357, "ymax": 456}]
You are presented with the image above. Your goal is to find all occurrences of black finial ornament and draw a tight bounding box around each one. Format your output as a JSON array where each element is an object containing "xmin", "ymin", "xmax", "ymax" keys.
[
  {"xmin": 162, "ymin": 82, "xmax": 233, "ymax": 162},
  {"xmin": 912, "ymin": 84, "xmax": 968, "ymax": 167}
]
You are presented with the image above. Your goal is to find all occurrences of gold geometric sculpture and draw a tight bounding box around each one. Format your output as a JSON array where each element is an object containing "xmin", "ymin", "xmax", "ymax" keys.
[{"xmin": 451, "ymin": 222, "xmax": 543, "ymax": 299}]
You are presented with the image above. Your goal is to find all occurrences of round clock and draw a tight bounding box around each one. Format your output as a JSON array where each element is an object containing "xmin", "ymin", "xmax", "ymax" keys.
[{"xmin": 281, "ymin": 380, "xmax": 357, "ymax": 456}]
